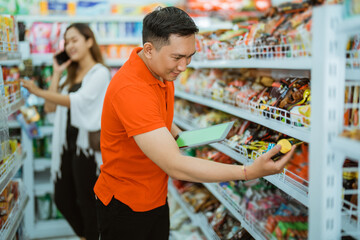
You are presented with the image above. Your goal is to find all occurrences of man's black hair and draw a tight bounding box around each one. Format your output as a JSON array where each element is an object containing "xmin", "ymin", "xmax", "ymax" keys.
[{"xmin": 142, "ymin": 6, "xmax": 199, "ymax": 49}]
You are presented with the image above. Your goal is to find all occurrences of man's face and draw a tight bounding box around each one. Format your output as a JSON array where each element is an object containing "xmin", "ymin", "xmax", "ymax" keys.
[{"xmin": 148, "ymin": 34, "xmax": 196, "ymax": 81}]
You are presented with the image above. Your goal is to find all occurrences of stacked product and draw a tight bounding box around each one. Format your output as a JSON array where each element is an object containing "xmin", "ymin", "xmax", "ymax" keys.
[
  {"xmin": 35, "ymin": 193, "xmax": 62, "ymax": 220},
  {"xmin": 346, "ymin": 34, "xmax": 360, "ymax": 70},
  {"xmin": 177, "ymin": 68, "xmax": 311, "ymax": 127},
  {"xmin": 2, "ymin": 66, "xmax": 21, "ymax": 106},
  {"xmin": 341, "ymin": 83, "xmax": 360, "ymax": 140},
  {"xmin": 0, "ymin": 15, "xmax": 18, "ymax": 53},
  {"xmin": 174, "ymin": 98, "xmax": 309, "ymax": 183},
  {"xmin": 168, "ymin": 193, "xmax": 206, "ymax": 240},
  {"xmin": 193, "ymin": 1, "xmax": 315, "ymax": 61},
  {"xmin": 173, "ymin": 179, "xmax": 253, "ymax": 239},
  {"xmin": 195, "ymin": 148, "xmax": 308, "ymax": 240},
  {"xmin": 0, "ymin": 181, "xmax": 19, "ymax": 229},
  {"xmin": 26, "ymin": 22, "xmax": 139, "ymax": 61},
  {"xmin": 0, "ymin": 0, "xmax": 167, "ymax": 16}
]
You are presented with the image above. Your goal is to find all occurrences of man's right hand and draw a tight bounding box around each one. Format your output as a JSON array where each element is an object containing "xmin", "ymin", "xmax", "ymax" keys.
[{"xmin": 246, "ymin": 144, "xmax": 296, "ymax": 180}]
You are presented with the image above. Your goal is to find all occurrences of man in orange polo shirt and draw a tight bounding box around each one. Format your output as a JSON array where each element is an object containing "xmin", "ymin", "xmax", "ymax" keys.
[{"xmin": 94, "ymin": 6, "xmax": 295, "ymax": 240}]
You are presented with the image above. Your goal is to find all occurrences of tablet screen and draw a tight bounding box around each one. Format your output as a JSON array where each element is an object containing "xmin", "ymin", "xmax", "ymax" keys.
[{"xmin": 176, "ymin": 121, "xmax": 234, "ymax": 149}]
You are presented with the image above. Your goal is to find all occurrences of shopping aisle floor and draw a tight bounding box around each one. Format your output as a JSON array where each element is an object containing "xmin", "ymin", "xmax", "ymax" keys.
[{"xmin": 35, "ymin": 237, "xmax": 80, "ymax": 240}]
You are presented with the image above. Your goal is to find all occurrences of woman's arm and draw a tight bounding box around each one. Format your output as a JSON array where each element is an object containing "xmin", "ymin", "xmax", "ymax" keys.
[
  {"xmin": 21, "ymin": 79, "xmax": 71, "ymax": 108},
  {"xmin": 44, "ymin": 71, "xmax": 62, "ymax": 112}
]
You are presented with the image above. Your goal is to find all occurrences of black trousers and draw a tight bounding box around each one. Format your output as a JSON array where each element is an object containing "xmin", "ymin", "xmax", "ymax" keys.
[
  {"xmin": 54, "ymin": 147, "xmax": 99, "ymax": 240},
  {"xmin": 96, "ymin": 197, "xmax": 170, "ymax": 240}
]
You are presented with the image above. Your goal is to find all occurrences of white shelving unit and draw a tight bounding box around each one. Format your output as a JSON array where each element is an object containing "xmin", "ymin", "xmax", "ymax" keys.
[
  {"xmin": 168, "ymin": 180, "xmax": 221, "ymax": 240},
  {"xmin": 30, "ymin": 51, "xmax": 131, "ymax": 67},
  {"xmin": 174, "ymin": 90, "xmax": 310, "ymax": 142},
  {"xmin": 0, "ymin": 181, "xmax": 29, "ymax": 240},
  {"xmin": 33, "ymin": 158, "xmax": 51, "ymax": 172},
  {"xmin": 22, "ymin": 126, "xmax": 75, "ymax": 239},
  {"xmin": 96, "ymin": 37, "xmax": 141, "ymax": 45},
  {"xmin": 338, "ymin": 15, "xmax": 360, "ymax": 35},
  {"xmin": 189, "ymin": 58, "xmax": 312, "ymax": 70},
  {"xmin": 0, "ymin": 52, "xmax": 22, "ymax": 65},
  {"xmin": 16, "ymin": 15, "xmax": 145, "ymax": 23},
  {"xmin": 173, "ymin": 116, "xmax": 309, "ymax": 206},
  {"xmin": 172, "ymin": 4, "xmax": 359, "ymax": 240},
  {"xmin": 203, "ymin": 182, "xmax": 269, "ymax": 240},
  {"xmin": 0, "ymin": 21, "xmax": 28, "ymax": 237},
  {"xmin": 332, "ymin": 137, "xmax": 360, "ymax": 162}
]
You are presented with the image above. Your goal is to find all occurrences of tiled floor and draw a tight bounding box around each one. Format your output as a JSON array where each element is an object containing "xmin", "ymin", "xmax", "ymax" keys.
[{"xmin": 36, "ymin": 237, "xmax": 80, "ymax": 240}]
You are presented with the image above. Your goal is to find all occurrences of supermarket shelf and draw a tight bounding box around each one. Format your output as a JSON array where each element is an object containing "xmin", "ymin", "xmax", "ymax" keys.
[
  {"xmin": 341, "ymin": 200, "xmax": 359, "ymax": 239},
  {"xmin": 168, "ymin": 181, "xmax": 197, "ymax": 223},
  {"xmin": 0, "ymin": 185, "xmax": 29, "ymax": 240},
  {"xmin": 7, "ymin": 98, "xmax": 25, "ymax": 117},
  {"xmin": 32, "ymin": 219, "xmax": 74, "ymax": 239},
  {"xmin": 174, "ymin": 90, "xmax": 310, "ymax": 142},
  {"xmin": 30, "ymin": 53, "xmax": 127, "ymax": 66},
  {"xmin": 8, "ymin": 120, "xmax": 21, "ymax": 129},
  {"xmin": 203, "ymin": 182, "xmax": 267, "ymax": 240},
  {"xmin": 39, "ymin": 125, "xmax": 54, "ymax": 137},
  {"xmin": 97, "ymin": 37, "xmax": 141, "ymax": 45},
  {"xmin": 29, "ymin": 53, "xmax": 53, "ymax": 66},
  {"xmin": 174, "ymin": 116, "xmax": 309, "ymax": 206},
  {"xmin": 168, "ymin": 180, "xmax": 220, "ymax": 240},
  {"xmin": 0, "ymin": 149, "xmax": 24, "ymax": 195},
  {"xmin": 34, "ymin": 158, "xmax": 51, "ymax": 172},
  {"xmin": 16, "ymin": 15, "xmax": 144, "ymax": 23},
  {"xmin": 346, "ymin": 69, "xmax": 360, "ymax": 81},
  {"xmin": 0, "ymin": 52, "xmax": 22, "ymax": 65},
  {"xmin": 332, "ymin": 136, "xmax": 360, "ymax": 161},
  {"xmin": 105, "ymin": 58, "xmax": 128, "ymax": 67},
  {"xmin": 339, "ymin": 16, "xmax": 360, "ymax": 35},
  {"xmin": 188, "ymin": 58, "xmax": 312, "ymax": 70},
  {"xmin": 34, "ymin": 178, "xmax": 53, "ymax": 196}
]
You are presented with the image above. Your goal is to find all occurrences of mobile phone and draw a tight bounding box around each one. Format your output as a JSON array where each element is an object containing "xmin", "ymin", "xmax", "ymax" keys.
[{"xmin": 55, "ymin": 51, "xmax": 70, "ymax": 65}]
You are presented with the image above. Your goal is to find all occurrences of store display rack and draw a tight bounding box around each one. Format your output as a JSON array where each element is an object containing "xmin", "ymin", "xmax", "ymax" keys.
[
  {"xmin": 33, "ymin": 158, "xmax": 51, "ymax": 172},
  {"xmin": 29, "ymin": 53, "xmax": 130, "ymax": 67},
  {"xmin": 173, "ymin": 116, "xmax": 309, "ymax": 207},
  {"xmin": 0, "ymin": 181, "xmax": 29, "ymax": 240},
  {"xmin": 168, "ymin": 180, "xmax": 221, "ymax": 240},
  {"xmin": 175, "ymin": 90, "xmax": 310, "ymax": 143},
  {"xmin": 338, "ymin": 15, "xmax": 360, "ymax": 35},
  {"xmin": 341, "ymin": 199, "xmax": 359, "ymax": 239},
  {"xmin": 0, "ymin": 148, "xmax": 26, "ymax": 196},
  {"xmin": 189, "ymin": 58, "xmax": 312, "ymax": 70},
  {"xmin": 22, "ymin": 124, "xmax": 75, "ymax": 239},
  {"xmin": 332, "ymin": 137, "xmax": 360, "ymax": 162},
  {"xmin": 0, "ymin": 51, "xmax": 22, "ymax": 66},
  {"xmin": 16, "ymin": 15, "xmax": 144, "ymax": 23},
  {"xmin": 203, "ymin": 182, "xmax": 271, "ymax": 240},
  {"xmin": 345, "ymin": 50, "xmax": 360, "ymax": 81},
  {"xmin": 96, "ymin": 37, "xmax": 141, "ymax": 46},
  {"xmin": 172, "ymin": 5, "xmax": 359, "ymax": 239},
  {"xmin": 190, "ymin": 42, "xmax": 311, "ymax": 70}
]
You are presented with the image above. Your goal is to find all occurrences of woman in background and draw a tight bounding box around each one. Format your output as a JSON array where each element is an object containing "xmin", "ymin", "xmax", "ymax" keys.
[{"xmin": 22, "ymin": 23, "xmax": 110, "ymax": 240}]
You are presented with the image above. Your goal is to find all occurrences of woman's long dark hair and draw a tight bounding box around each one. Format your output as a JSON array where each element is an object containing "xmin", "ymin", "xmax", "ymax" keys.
[{"xmin": 61, "ymin": 23, "xmax": 105, "ymax": 89}]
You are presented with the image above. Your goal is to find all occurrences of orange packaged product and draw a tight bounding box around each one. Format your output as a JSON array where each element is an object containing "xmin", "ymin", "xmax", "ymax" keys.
[
  {"xmin": 0, "ymin": 193, "xmax": 14, "ymax": 215},
  {"xmin": 107, "ymin": 44, "xmax": 118, "ymax": 59}
]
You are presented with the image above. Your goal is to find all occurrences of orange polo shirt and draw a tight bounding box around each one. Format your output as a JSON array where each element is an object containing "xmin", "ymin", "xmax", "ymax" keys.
[{"xmin": 94, "ymin": 47, "xmax": 174, "ymax": 211}]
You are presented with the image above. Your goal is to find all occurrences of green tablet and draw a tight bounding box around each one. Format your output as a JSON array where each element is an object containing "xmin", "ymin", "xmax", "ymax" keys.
[{"xmin": 176, "ymin": 121, "xmax": 234, "ymax": 149}]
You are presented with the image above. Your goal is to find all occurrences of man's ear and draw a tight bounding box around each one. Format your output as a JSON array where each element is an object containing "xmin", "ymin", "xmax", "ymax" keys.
[{"xmin": 143, "ymin": 42, "xmax": 154, "ymax": 59}]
